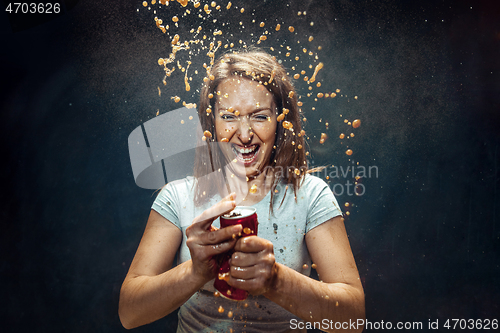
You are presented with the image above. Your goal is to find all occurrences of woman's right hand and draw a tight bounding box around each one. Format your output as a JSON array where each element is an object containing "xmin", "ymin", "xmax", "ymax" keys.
[{"xmin": 185, "ymin": 193, "xmax": 243, "ymax": 283}]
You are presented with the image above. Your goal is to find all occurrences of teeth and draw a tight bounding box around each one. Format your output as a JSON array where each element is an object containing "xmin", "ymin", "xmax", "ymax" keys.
[{"xmin": 233, "ymin": 145, "xmax": 258, "ymax": 154}]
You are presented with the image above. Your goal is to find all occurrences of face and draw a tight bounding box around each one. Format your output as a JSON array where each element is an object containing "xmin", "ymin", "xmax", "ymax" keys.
[{"xmin": 214, "ymin": 77, "xmax": 277, "ymax": 178}]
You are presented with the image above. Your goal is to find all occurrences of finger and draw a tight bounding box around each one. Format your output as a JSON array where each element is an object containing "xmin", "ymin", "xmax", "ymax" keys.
[
  {"xmin": 200, "ymin": 224, "xmax": 243, "ymax": 246},
  {"xmin": 231, "ymin": 250, "xmax": 275, "ymax": 268},
  {"xmin": 229, "ymin": 264, "xmax": 256, "ymax": 280},
  {"xmin": 192, "ymin": 193, "xmax": 237, "ymax": 229},
  {"xmin": 230, "ymin": 251, "xmax": 258, "ymax": 267},
  {"xmin": 203, "ymin": 238, "xmax": 239, "ymax": 257},
  {"xmin": 227, "ymin": 276, "xmax": 266, "ymax": 294},
  {"xmin": 234, "ymin": 236, "xmax": 273, "ymax": 253}
]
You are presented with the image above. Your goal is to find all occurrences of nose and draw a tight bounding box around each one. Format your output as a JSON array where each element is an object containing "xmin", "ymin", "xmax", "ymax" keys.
[{"xmin": 236, "ymin": 116, "xmax": 253, "ymax": 144}]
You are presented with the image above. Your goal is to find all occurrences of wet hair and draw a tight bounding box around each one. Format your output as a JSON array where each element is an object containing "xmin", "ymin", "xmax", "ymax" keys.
[{"xmin": 193, "ymin": 49, "xmax": 308, "ymax": 212}]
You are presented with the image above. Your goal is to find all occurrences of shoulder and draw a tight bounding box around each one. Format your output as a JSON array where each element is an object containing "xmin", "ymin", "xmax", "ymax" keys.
[
  {"xmin": 154, "ymin": 176, "xmax": 196, "ymax": 211},
  {"xmin": 160, "ymin": 176, "xmax": 196, "ymax": 196},
  {"xmin": 299, "ymin": 173, "xmax": 330, "ymax": 193}
]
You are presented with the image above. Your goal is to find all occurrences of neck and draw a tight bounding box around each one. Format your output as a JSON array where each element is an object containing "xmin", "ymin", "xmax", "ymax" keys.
[{"xmin": 224, "ymin": 167, "xmax": 275, "ymax": 206}]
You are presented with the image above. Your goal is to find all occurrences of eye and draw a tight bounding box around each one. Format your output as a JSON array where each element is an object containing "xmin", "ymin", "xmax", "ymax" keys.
[
  {"xmin": 253, "ymin": 114, "xmax": 270, "ymax": 121},
  {"xmin": 220, "ymin": 113, "xmax": 237, "ymax": 120}
]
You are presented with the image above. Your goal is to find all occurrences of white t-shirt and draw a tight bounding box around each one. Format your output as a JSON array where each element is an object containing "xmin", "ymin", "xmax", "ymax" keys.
[{"xmin": 152, "ymin": 174, "xmax": 342, "ymax": 333}]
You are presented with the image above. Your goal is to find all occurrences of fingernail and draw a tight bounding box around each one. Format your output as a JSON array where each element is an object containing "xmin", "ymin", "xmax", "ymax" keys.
[{"xmin": 232, "ymin": 225, "xmax": 242, "ymax": 233}]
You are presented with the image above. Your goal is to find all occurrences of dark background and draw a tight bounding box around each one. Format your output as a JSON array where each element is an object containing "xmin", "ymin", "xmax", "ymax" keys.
[{"xmin": 1, "ymin": 0, "xmax": 499, "ymax": 332}]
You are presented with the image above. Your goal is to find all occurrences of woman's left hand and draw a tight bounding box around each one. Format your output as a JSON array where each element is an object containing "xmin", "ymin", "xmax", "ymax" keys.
[{"xmin": 227, "ymin": 236, "xmax": 277, "ymax": 295}]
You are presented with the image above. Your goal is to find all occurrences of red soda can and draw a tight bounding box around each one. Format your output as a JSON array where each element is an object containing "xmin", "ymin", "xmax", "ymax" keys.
[{"xmin": 214, "ymin": 206, "xmax": 258, "ymax": 301}]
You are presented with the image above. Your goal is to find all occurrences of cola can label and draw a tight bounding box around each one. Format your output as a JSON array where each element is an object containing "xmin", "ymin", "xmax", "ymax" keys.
[{"xmin": 214, "ymin": 206, "xmax": 258, "ymax": 301}]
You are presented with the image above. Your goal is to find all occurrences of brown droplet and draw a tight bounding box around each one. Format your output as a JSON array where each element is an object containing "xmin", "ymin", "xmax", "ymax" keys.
[
  {"xmin": 243, "ymin": 227, "xmax": 252, "ymax": 234},
  {"xmin": 346, "ymin": 149, "xmax": 353, "ymax": 156},
  {"xmin": 311, "ymin": 263, "xmax": 317, "ymax": 269},
  {"xmin": 214, "ymin": 291, "xmax": 220, "ymax": 297},
  {"xmin": 249, "ymin": 184, "xmax": 258, "ymax": 194},
  {"xmin": 218, "ymin": 305, "xmax": 224, "ymax": 313},
  {"xmin": 352, "ymin": 119, "xmax": 361, "ymax": 128},
  {"xmin": 171, "ymin": 34, "xmax": 179, "ymax": 45},
  {"xmin": 288, "ymin": 26, "xmax": 295, "ymax": 32},
  {"xmin": 275, "ymin": 24, "xmax": 281, "ymax": 31},
  {"xmin": 204, "ymin": 130, "xmax": 212, "ymax": 138},
  {"xmin": 221, "ymin": 138, "xmax": 229, "ymax": 142},
  {"xmin": 309, "ymin": 62, "xmax": 324, "ymax": 83},
  {"xmin": 302, "ymin": 264, "xmax": 308, "ymax": 269}
]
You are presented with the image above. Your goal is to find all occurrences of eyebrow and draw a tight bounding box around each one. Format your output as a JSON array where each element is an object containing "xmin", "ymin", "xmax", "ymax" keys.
[{"xmin": 218, "ymin": 106, "xmax": 274, "ymax": 114}]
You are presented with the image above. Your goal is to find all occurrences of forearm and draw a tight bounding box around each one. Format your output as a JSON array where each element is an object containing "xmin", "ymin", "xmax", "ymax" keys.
[
  {"xmin": 263, "ymin": 263, "xmax": 365, "ymax": 333},
  {"xmin": 119, "ymin": 260, "xmax": 207, "ymax": 329}
]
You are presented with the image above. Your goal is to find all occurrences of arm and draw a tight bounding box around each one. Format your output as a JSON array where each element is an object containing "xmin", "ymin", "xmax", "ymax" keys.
[
  {"xmin": 228, "ymin": 216, "xmax": 365, "ymax": 333},
  {"xmin": 119, "ymin": 195, "xmax": 242, "ymax": 329}
]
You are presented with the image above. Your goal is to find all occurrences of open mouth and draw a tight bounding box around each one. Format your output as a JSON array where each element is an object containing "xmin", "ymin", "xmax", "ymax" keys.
[{"xmin": 231, "ymin": 144, "xmax": 260, "ymax": 166}]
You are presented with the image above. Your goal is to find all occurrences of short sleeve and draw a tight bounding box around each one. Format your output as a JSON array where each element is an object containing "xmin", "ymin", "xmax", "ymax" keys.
[
  {"xmin": 151, "ymin": 182, "xmax": 181, "ymax": 229},
  {"xmin": 304, "ymin": 175, "xmax": 343, "ymax": 233}
]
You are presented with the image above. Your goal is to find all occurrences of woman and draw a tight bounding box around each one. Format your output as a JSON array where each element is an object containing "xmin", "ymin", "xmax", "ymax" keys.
[{"xmin": 119, "ymin": 50, "xmax": 365, "ymax": 332}]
